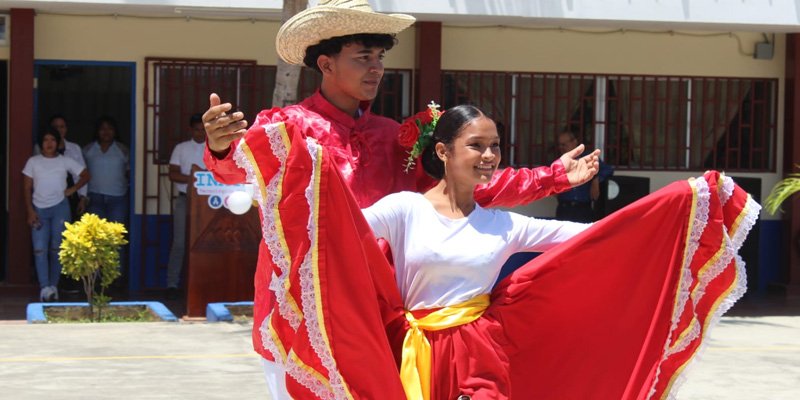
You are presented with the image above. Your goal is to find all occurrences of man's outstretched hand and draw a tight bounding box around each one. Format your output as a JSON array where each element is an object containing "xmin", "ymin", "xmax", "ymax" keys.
[
  {"xmin": 560, "ymin": 144, "xmax": 600, "ymax": 187},
  {"xmin": 203, "ymin": 93, "xmax": 248, "ymax": 156}
]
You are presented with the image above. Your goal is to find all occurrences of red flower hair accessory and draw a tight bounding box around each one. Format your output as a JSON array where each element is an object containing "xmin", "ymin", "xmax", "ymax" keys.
[{"xmin": 399, "ymin": 101, "xmax": 443, "ymax": 172}]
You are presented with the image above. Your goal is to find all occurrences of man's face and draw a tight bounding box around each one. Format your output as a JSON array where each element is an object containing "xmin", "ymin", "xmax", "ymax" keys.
[
  {"xmin": 558, "ymin": 133, "xmax": 578, "ymax": 153},
  {"xmin": 50, "ymin": 118, "xmax": 68, "ymax": 139},
  {"xmin": 190, "ymin": 122, "xmax": 205, "ymax": 143},
  {"xmin": 323, "ymin": 43, "xmax": 386, "ymax": 102}
]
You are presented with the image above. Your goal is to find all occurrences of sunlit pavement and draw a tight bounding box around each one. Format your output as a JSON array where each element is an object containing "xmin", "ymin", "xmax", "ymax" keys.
[{"xmin": 0, "ymin": 315, "xmax": 798, "ymax": 399}]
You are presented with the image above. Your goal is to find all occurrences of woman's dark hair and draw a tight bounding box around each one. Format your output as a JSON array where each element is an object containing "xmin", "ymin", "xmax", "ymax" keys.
[
  {"xmin": 37, "ymin": 126, "xmax": 63, "ymax": 150},
  {"xmin": 420, "ymin": 105, "xmax": 487, "ymax": 180},
  {"xmin": 94, "ymin": 116, "xmax": 119, "ymax": 141},
  {"xmin": 303, "ymin": 33, "xmax": 397, "ymax": 72}
]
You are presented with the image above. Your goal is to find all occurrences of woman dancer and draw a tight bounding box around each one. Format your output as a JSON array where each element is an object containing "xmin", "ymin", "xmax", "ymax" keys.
[{"xmin": 236, "ymin": 104, "xmax": 759, "ymax": 399}]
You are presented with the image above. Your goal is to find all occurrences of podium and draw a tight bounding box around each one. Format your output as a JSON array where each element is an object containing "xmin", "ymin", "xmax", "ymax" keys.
[{"xmin": 185, "ymin": 178, "xmax": 260, "ymax": 317}]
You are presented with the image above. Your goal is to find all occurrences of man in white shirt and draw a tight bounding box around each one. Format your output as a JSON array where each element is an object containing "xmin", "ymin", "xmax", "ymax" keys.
[
  {"xmin": 34, "ymin": 115, "xmax": 88, "ymax": 214},
  {"xmin": 166, "ymin": 113, "xmax": 207, "ymax": 299}
]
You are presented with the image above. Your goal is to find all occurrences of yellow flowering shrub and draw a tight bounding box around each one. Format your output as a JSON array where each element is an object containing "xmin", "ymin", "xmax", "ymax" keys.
[{"xmin": 59, "ymin": 213, "xmax": 128, "ymax": 320}]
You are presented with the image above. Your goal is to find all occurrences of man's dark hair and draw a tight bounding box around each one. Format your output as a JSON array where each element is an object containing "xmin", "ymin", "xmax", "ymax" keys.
[
  {"xmin": 303, "ymin": 33, "xmax": 397, "ymax": 73},
  {"xmin": 94, "ymin": 116, "xmax": 119, "ymax": 141},
  {"xmin": 189, "ymin": 113, "xmax": 203, "ymax": 126},
  {"xmin": 48, "ymin": 114, "xmax": 67, "ymax": 126}
]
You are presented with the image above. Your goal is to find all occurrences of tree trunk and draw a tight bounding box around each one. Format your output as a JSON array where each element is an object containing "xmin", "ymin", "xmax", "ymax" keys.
[{"xmin": 272, "ymin": 0, "xmax": 308, "ymax": 107}]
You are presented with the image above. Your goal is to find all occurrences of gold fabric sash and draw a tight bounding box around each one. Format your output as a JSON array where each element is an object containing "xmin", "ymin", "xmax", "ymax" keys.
[{"xmin": 400, "ymin": 294, "xmax": 491, "ymax": 400}]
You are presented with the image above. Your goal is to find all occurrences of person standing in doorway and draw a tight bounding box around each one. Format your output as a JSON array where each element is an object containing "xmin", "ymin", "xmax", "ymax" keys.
[
  {"xmin": 83, "ymin": 116, "xmax": 130, "ymax": 292},
  {"xmin": 24, "ymin": 127, "xmax": 90, "ymax": 302},
  {"xmin": 555, "ymin": 130, "xmax": 614, "ymax": 223},
  {"xmin": 35, "ymin": 115, "xmax": 89, "ymax": 217},
  {"xmin": 166, "ymin": 113, "xmax": 206, "ymax": 300}
]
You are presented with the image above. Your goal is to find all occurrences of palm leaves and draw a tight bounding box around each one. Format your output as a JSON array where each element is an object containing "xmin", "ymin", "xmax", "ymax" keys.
[{"xmin": 765, "ymin": 170, "xmax": 800, "ymax": 214}]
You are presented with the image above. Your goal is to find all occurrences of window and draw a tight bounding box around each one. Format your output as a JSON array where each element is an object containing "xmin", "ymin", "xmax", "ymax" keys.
[
  {"xmin": 146, "ymin": 58, "xmax": 411, "ymax": 163},
  {"xmin": 442, "ymin": 70, "xmax": 776, "ymax": 171}
]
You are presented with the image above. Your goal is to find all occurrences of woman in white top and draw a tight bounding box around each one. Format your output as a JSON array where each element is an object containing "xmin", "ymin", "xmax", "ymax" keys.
[
  {"xmin": 249, "ymin": 104, "xmax": 758, "ymax": 400},
  {"xmin": 23, "ymin": 128, "xmax": 89, "ymax": 302}
]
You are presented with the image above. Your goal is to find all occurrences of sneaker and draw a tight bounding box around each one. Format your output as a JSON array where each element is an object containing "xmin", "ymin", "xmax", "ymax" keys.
[
  {"xmin": 40, "ymin": 286, "xmax": 57, "ymax": 302},
  {"xmin": 49, "ymin": 286, "xmax": 59, "ymax": 302}
]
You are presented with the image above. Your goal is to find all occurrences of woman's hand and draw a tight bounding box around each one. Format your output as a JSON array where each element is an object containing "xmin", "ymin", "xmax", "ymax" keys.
[
  {"xmin": 64, "ymin": 186, "xmax": 77, "ymax": 197},
  {"xmin": 560, "ymin": 144, "xmax": 601, "ymax": 187},
  {"xmin": 27, "ymin": 211, "xmax": 40, "ymax": 228}
]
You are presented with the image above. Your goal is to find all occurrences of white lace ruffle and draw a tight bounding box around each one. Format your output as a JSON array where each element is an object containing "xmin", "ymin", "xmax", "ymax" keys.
[
  {"xmin": 234, "ymin": 123, "xmax": 303, "ymax": 332},
  {"xmin": 257, "ymin": 137, "xmax": 349, "ymax": 399},
  {"xmin": 647, "ymin": 177, "xmax": 710, "ymax": 399},
  {"xmin": 720, "ymin": 174, "xmax": 735, "ymax": 206},
  {"xmin": 650, "ymin": 178, "xmax": 761, "ymax": 400},
  {"xmin": 731, "ymin": 196, "xmax": 761, "ymax": 254},
  {"xmin": 295, "ymin": 140, "xmax": 351, "ymax": 400}
]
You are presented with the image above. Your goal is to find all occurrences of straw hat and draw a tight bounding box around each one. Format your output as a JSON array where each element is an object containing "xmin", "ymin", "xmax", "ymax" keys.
[{"xmin": 276, "ymin": 0, "xmax": 416, "ymax": 65}]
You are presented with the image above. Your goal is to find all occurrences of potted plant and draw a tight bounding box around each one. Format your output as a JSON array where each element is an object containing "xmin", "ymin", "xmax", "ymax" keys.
[{"xmin": 58, "ymin": 213, "xmax": 127, "ymax": 321}]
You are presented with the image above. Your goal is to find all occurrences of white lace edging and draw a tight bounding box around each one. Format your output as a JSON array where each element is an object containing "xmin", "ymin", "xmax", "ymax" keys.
[
  {"xmin": 720, "ymin": 175, "xmax": 735, "ymax": 206},
  {"xmin": 647, "ymin": 177, "xmax": 710, "ymax": 399},
  {"xmin": 294, "ymin": 140, "xmax": 351, "ymax": 400},
  {"xmin": 731, "ymin": 196, "xmax": 761, "ymax": 254},
  {"xmin": 234, "ymin": 123, "xmax": 302, "ymax": 331},
  {"xmin": 650, "ymin": 178, "xmax": 760, "ymax": 400}
]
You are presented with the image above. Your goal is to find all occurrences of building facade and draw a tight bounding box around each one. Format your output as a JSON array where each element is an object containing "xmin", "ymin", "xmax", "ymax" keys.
[{"xmin": 2, "ymin": 0, "xmax": 799, "ymax": 297}]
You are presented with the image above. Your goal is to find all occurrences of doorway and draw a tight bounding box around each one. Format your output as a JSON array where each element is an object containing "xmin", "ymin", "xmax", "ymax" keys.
[{"xmin": 33, "ymin": 60, "xmax": 135, "ymax": 285}]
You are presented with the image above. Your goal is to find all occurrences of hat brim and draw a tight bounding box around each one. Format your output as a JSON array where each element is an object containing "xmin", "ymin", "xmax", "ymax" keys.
[{"xmin": 276, "ymin": 6, "xmax": 416, "ymax": 65}]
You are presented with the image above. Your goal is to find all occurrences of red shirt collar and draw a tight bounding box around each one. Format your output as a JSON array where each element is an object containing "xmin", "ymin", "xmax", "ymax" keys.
[{"xmin": 306, "ymin": 90, "xmax": 372, "ymax": 129}]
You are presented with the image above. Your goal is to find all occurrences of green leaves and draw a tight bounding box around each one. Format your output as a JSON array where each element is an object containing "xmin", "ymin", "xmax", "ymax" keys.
[
  {"xmin": 764, "ymin": 173, "xmax": 800, "ymax": 215},
  {"xmin": 58, "ymin": 213, "xmax": 128, "ymax": 320}
]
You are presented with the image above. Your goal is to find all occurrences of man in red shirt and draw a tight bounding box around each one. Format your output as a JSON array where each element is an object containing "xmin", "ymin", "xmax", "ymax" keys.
[{"xmin": 203, "ymin": 0, "xmax": 599, "ymax": 397}]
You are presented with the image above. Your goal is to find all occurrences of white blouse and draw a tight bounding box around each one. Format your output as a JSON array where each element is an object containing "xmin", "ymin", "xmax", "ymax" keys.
[{"xmin": 362, "ymin": 192, "xmax": 589, "ymax": 311}]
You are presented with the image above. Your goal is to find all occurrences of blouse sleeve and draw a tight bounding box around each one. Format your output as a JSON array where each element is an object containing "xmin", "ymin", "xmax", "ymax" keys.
[
  {"xmin": 361, "ymin": 193, "xmax": 408, "ymax": 243},
  {"xmin": 22, "ymin": 158, "xmax": 34, "ymax": 178},
  {"xmin": 512, "ymin": 213, "xmax": 591, "ymax": 252}
]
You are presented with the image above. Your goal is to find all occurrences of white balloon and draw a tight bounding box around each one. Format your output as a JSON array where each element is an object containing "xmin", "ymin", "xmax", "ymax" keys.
[
  {"xmin": 225, "ymin": 191, "xmax": 253, "ymax": 215},
  {"xmin": 607, "ymin": 180, "xmax": 620, "ymax": 200}
]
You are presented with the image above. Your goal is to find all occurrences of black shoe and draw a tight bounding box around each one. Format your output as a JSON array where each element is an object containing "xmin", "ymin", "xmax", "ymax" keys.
[{"xmin": 166, "ymin": 287, "xmax": 179, "ymax": 301}]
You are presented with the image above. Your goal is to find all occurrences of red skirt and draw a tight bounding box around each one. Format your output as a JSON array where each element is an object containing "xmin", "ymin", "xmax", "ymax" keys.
[{"xmin": 235, "ymin": 120, "xmax": 759, "ymax": 399}]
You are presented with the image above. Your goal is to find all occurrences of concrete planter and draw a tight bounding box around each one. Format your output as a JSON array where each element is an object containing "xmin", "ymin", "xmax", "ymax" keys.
[
  {"xmin": 26, "ymin": 301, "xmax": 178, "ymax": 323},
  {"xmin": 206, "ymin": 301, "xmax": 254, "ymax": 322}
]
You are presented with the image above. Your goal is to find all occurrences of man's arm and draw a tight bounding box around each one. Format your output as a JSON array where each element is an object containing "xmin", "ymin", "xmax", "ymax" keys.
[{"xmin": 474, "ymin": 144, "xmax": 601, "ymax": 208}]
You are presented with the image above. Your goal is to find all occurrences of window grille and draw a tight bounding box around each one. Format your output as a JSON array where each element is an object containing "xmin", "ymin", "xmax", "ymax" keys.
[{"xmin": 442, "ymin": 70, "xmax": 776, "ymax": 172}]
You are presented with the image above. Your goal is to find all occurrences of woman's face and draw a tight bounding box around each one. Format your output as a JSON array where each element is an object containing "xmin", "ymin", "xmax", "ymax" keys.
[
  {"xmin": 98, "ymin": 122, "xmax": 116, "ymax": 144},
  {"xmin": 440, "ymin": 116, "xmax": 501, "ymax": 185},
  {"xmin": 41, "ymin": 134, "xmax": 59, "ymax": 157}
]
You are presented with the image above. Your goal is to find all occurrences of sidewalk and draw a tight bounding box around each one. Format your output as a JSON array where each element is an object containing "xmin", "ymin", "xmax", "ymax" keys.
[
  {"xmin": 0, "ymin": 322, "xmax": 268, "ymax": 400},
  {"xmin": 0, "ymin": 315, "xmax": 798, "ymax": 399}
]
